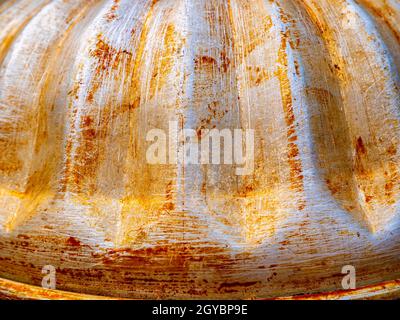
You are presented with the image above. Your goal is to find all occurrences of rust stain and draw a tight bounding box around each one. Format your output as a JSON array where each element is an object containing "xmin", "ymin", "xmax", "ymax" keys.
[
  {"xmin": 242, "ymin": 15, "xmax": 272, "ymax": 58},
  {"xmin": 194, "ymin": 55, "xmax": 217, "ymax": 75},
  {"xmin": 274, "ymin": 6, "xmax": 305, "ymax": 210},
  {"xmin": 195, "ymin": 55, "xmax": 217, "ymax": 68},
  {"xmin": 128, "ymin": 0, "xmax": 158, "ymax": 109},
  {"xmin": 194, "ymin": 52, "xmax": 231, "ymax": 74},
  {"xmin": 90, "ymin": 36, "xmax": 132, "ymax": 75},
  {"xmin": 61, "ymin": 2, "xmax": 160, "ymax": 195},
  {"xmin": 162, "ymin": 181, "xmax": 175, "ymax": 211},
  {"xmin": 70, "ymin": 114, "xmax": 101, "ymax": 194},
  {"xmin": 275, "ymin": 31, "xmax": 305, "ymax": 208},
  {"xmin": 383, "ymin": 161, "xmax": 398, "ymax": 205},
  {"xmin": 294, "ymin": 60, "xmax": 300, "ymax": 76},
  {"xmin": 218, "ymin": 281, "xmax": 259, "ymax": 293},
  {"xmin": 196, "ymin": 101, "xmax": 228, "ymax": 139},
  {"xmin": 148, "ymin": 23, "xmax": 186, "ymax": 99},
  {"xmin": 0, "ymin": 0, "xmax": 400, "ymax": 300},
  {"xmin": 66, "ymin": 236, "xmax": 81, "ymax": 247},
  {"xmin": 87, "ymin": 34, "xmax": 133, "ymax": 104},
  {"xmin": 387, "ymin": 144, "xmax": 397, "ymax": 156},
  {"xmin": 219, "ymin": 51, "xmax": 231, "ymax": 72},
  {"xmin": 247, "ymin": 66, "xmax": 271, "ymax": 86},
  {"xmin": 326, "ymin": 179, "xmax": 340, "ymax": 195},
  {"xmin": 105, "ymin": 0, "xmax": 120, "ymax": 22},
  {"xmin": 355, "ymin": 136, "xmax": 367, "ymax": 155}
]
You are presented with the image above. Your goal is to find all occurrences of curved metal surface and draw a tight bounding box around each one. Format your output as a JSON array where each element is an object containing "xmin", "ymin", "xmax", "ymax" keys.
[{"xmin": 0, "ymin": 0, "xmax": 399, "ymax": 299}]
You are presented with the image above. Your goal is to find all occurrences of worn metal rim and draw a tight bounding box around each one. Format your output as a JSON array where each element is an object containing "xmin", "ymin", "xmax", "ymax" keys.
[{"xmin": 0, "ymin": 277, "xmax": 399, "ymax": 300}]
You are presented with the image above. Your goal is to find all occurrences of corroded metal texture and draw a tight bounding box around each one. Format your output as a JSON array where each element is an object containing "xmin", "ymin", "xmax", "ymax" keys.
[
  {"xmin": 0, "ymin": 0, "xmax": 399, "ymax": 299},
  {"xmin": 0, "ymin": 277, "xmax": 399, "ymax": 300}
]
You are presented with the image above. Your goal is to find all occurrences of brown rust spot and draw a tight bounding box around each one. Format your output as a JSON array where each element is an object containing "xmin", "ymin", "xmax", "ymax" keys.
[
  {"xmin": 355, "ymin": 136, "xmax": 367, "ymax": 155},
  {"xmin": 194, "ymin": 52, "xmax": 232, "ymax": 74},
  {"xmin": 326, "ymin": 179, "xmax": 340, "ymax": 195},
  {"xmin": 195, "ymin": 55, "xmax": 217, "ymax": 68},
  {"xmin": 294, "ymin": 60, "xmax": 300, "ymax": 76},
  {"xmin": 66, "ymin": 237, "xmax": 81, "ymax": 247},
  {"xmin": 99, "ymin": 244, "xmax": 231, "ymax": 269},
  {"xmin": 383, "ymin": 161, "xmax": 399, "ymax": 204},
  {"xmin": 387, "ymin": 144, "xmax": 397, "ymax": 156},
  {"xmin": 219, "ymin": 51, "xmax": 231, "ymax": 72}
]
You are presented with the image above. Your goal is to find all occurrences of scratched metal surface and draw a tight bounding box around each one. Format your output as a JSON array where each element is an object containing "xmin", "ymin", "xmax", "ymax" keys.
[{"xmin": 0, "ymin": 0, "xmax": 399, "ymax": 299}]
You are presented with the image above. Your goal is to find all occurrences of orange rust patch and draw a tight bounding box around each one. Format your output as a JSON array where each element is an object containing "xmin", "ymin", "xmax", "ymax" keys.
[
  {"xmin": 237, "ymin": 183, "xmax": 257, "ymax": 198},
  {"xmin": 353, "ymin": 134, "xmax": 399, "ymax": 207},
  {"xmin": 0, "ymin": 144, "xmax": 23, "ymax": 175},
  {"xmin": 365, "ymin": 195, "xmax": 374, "ymax": 203},
  {"xmin": 387, "ymin": 144, "xmax": 397, "ymax": 156},
  {"xmin": 194, "ymin": 52, "xmax": 232, "ymax": 74},
  {"xmin": 0, "ymin": 108, "xmax": 26, "ymax": 176},
  {"xmin": 383, "ymin": 161, "xmax": 399, "ymax": 205},
  {"xmin": 194, "ymin": 55, "xmax": 217, "ymax": 75},
  {"xmin": 247, "ymin": 66, "xmax": 271, "ymax": 86},
  {"xmin": 62, "ymin": 2, "xmax": 164, "ymax": 195},
  {"xmin": 85, "ymin": 35, "xmax": 133, "ymax": 105},
  {"xmin": 128, "ymin": 2, "xmax": 159, "ymax": 110},
  {"xmin": 219, "ymin": 51, "xmax": 231, "ymax": 72},
  {"xmin": 71, "ymin": 115, "xmax": 100, "ymax": 193},
  {"xmin": 162, "ymin": 181, "xmax": 175, "ymax": 212},
  {"xmin": 195, "ymin": 55, "xmax": 217, "ymax": 67},
  {"xmin": 105, "ymin": 0, "xmax": 120, "ymax": 22},
  {"xmin": 90, "ymin": 35, "xmax": 132, "ymax": 77}
]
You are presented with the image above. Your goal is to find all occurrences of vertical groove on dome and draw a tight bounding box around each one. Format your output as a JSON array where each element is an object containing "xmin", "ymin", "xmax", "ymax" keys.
[
  {"xmin": 0, "ymin": 0, "xmax": 102, "ymax": 231},
  {"xmin": 58, "ymin": 0, "xmax": 156, "ymax": 243},
  {"xmin": 213, "ymin": 0, "xmax": 307, "ymax": 245},
  {"xmin": 178, "ymin": 0, "xmax": 247, "ymax": 245},
  {"xmin": 118, "ymin": 0, "xmax": 214, "ymax": 247},
  {"xmin": 301, "ymin": 0, "xmax": 400, "ymax": 232},
  {"xmin": 356, "ymin": 0, "xmax": 400, "ymax": 72},
  {"xmin": 0, "ymin": 0, "xmax": 398, "ymax": 300},
  {"xmin": 0, "ymin": 0, "xmax": 52, "ymax": 64}
]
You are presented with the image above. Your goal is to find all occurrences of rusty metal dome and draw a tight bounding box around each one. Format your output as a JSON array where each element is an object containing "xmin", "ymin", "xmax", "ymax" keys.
[{"xmin": 0, "ymin": 0, "xmax": 399, "ymax": 299}]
